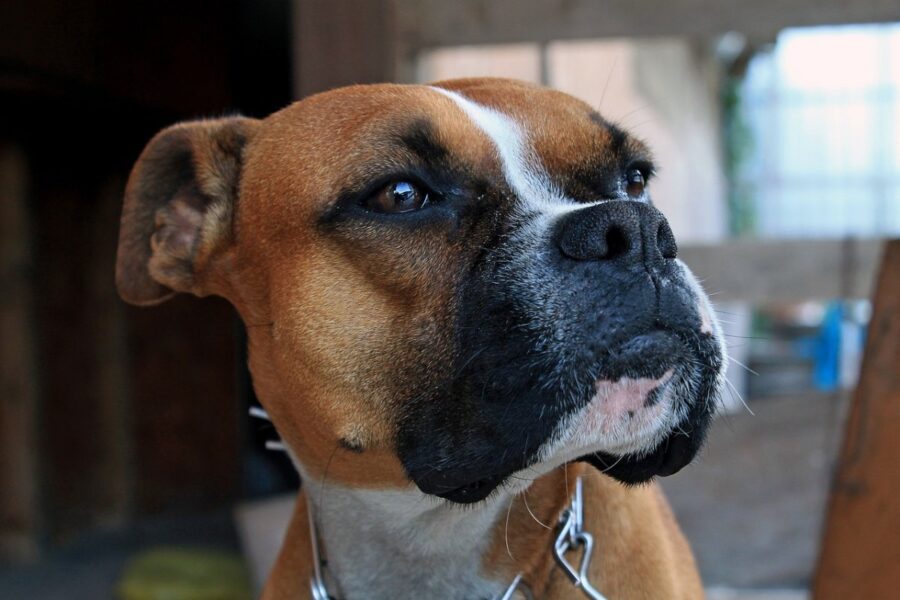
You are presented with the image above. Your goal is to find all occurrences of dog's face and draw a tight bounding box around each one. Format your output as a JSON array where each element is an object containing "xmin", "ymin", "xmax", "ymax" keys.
[{"xmin": 117, "ymin": 78, "xmax": 725, "ymax": 504}]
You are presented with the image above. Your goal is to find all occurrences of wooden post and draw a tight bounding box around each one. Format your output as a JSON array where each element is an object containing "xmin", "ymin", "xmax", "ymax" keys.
[
  {"xmin": 0, "ymin": 144, "xmax": 40, "ymax": 562},
  {"xmin": 86, "ymin": 177, "xmax": 134, "ymax": 526},
  {"xmin": 813, "ymin": 240, "xmax": 900, "ymax": 598},
  {"xmin": 292, "ymin": 0, "xmax": 409, "ymax": 99}
]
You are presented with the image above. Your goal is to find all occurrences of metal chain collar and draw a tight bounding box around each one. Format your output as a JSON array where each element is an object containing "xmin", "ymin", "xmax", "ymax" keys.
[
  {"xmin": 251, "ymin": 408, "xmax": 606, "ymax": 599},
  {"xmin": 550, "ymin": 477, "xmax": 607, "ymax": 599},
  {"xmin": 496, "ymin": 476, "xmax": 606, "ymax": 600}
]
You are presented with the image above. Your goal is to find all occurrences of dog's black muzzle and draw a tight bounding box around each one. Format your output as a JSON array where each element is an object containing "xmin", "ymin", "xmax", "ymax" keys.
[
  {"xmin": 555, "ymin": 201, "xmax": 719, "ymax": 480},
  {"xmin": 399, "ymin": 200, "xmax": 722, "ymax": 503}
]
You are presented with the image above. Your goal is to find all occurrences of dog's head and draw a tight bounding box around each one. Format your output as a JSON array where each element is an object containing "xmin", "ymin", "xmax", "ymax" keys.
[{"xmin": 117, "ymin": 78, "xmax": 725, "ymax": 503}]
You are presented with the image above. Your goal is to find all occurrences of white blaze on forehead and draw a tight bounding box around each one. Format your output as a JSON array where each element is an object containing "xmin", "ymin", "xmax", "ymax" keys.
[{"xmin": 430, "ymin": 86, "xmax": 577, "ymax": 216}]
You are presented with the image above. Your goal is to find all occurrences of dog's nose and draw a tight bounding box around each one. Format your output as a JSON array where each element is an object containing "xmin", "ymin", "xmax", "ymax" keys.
[{"xmin": 556, "ymin": 201, "xmax": 677, "ymax": 266}]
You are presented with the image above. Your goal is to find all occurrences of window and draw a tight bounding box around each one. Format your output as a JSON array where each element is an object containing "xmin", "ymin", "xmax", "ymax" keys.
[{"xmin": 732, "ymin": 24, "xmax": 900, "ymax": 238}]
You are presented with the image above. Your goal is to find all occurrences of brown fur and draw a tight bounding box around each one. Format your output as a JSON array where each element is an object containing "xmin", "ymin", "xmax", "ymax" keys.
[
  {"xmin": 116, "ymin": 78, "xmax": 704, "ymax": 598},
  {"xmin": 481, "ymin": 463, "xmax": 702, "ymax": 599}
]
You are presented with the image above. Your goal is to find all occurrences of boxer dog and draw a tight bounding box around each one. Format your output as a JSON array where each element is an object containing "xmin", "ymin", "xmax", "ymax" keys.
[{"xmin": 116, "ymin": 78, "xmax": 725, "ymax": 599}]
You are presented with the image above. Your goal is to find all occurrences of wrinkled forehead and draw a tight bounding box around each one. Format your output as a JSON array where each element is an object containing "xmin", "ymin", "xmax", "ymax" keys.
[
  {"xmin": 249, "ymin": 80, "xmax": 650, "ymax": 220},
  {"xmin": 433, "ymin": 78, "xmax": 648, "ymax": 186}
]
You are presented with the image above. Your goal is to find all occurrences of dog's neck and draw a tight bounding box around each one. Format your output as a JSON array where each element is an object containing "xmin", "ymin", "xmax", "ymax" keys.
[
  {"xmin": 298, "ymin": 467, "xmax": 511, "ymax": 600},
  {"xmin": 246, "ymin": 339, "xmax": 586, "ymax": 598},
  {"xmin": 292, "ymin": 463, "xmax": 582, "ymax": 600}
]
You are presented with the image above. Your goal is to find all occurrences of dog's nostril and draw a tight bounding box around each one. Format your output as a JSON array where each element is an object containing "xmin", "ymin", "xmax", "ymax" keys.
[
  {"xmin": 556, "ymin": 200, "xmax": 674, "ymax": 264},
  {"xmin": 657, "ymin": 221, "xmax": 678, "ymax": 259},
  {"xmin": 605, "ymin": 225, "xmax": 630, "ymax": 259}
]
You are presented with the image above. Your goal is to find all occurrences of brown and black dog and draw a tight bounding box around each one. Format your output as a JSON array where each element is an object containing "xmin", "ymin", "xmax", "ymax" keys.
[{"xmin": 116, "ymin": 78, "xmax": 725, "ymax": 599}]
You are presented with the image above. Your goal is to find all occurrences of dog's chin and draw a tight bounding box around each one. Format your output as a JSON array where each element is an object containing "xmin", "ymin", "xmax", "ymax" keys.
[
  {"xmin": 424, "ymin": 438, "xmax": 693, "ymax": 505},
  {"xmin": 423, "ymin": 425, "xmax": 695, "ymax": 504},
  {"xmin": 418, "ymin": 424, "xmax": 704, "ymax": 504},
  {"xmin": 409, "ymin": 332, "xmax": 720, "ymax": 504},
  {"xmin": 577, "ymin": 418, "xmax": 709, "ymax": 484},
  {"xmin": 569, "ymin": 344, "xmax": 719, "ymax": 484},
  {"xmin": 573, "ymin": 382, "xmax": 714, "ymax": 485}
]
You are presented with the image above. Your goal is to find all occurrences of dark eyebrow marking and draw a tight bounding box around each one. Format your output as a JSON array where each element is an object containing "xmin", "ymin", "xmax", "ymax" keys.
[
  {"xmin": 588, "ymin": 110, "xmax": 628, "ymax": 157},
  {"xmin": 398, "ymin": 119, "xmax": 448, "ymax": 165},
  {"xmin": 588, "ymin": 110, "xmax": 608, "ymax": 127},
  {"xmin": 607, "ymin": 125, "xmax": 628, "ymax": 157}
]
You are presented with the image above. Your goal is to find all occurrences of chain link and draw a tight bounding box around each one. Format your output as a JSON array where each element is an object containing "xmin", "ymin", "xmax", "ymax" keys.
[{"xmin": 551, "ymin": 477, "xmax": 608, "ymax": 600}]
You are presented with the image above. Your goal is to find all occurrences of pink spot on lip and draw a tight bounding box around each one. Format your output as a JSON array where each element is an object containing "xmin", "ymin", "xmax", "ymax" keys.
[
  {"xmin": 566, "ymin": 370, "xmax": 675, "ymax": 441},
  {"xmin": 594, "ymin": 369, "xmax": 674, "ymax": 416}
]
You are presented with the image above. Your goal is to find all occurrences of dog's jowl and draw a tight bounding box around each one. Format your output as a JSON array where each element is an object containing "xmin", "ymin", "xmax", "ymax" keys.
[{"xmin": 116, "ymin": 78, "xmax": 725, "ymax": 599}]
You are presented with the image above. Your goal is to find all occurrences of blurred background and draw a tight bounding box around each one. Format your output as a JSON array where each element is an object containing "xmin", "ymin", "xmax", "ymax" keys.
[{"xmin": 1, "ymin": 1, "xmax": 899, "ymax": 599}]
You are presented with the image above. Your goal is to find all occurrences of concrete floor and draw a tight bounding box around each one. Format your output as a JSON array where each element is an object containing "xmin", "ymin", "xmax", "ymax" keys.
[
  {"xmin": 662, "ymin": 391, "xmax": 849, "ymax": 590},
  {"xmin": 0, "ymin": 509, "xmax": 241, "ymax": 600}
]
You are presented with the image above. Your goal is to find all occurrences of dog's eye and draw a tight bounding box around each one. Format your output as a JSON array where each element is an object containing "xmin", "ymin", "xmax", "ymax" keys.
[
  {"xmin": 365, "ymin": 181, "xmax": 429, "ymax": 213},
  {"xmin": 625, "ymin": 169, "xmax": 645, "ymax": 197}
]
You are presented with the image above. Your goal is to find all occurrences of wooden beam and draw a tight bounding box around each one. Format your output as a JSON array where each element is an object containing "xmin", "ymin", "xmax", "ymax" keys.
[
  {"xmin": 127, "ymin": 296, "xmax": 241, "ymax": 514},
  {"xmin": 813, "ymin": 240, "xmax": 900, "ymax": 599},
  {"xmin": 400, "ymin": 0, "xmax": 900, "ymax": 49},
  {"xmin": 86, "ymin": 177, "xmax": 134, "ymax": 525},
  {"xmin": 0, "ymin": 0, "xmax": 235, "ymax": 114},
  {"xmin": 35, "ymin": 171, "xmax": 109, "ymax": 536},
  {"xmin": 679, "ymin": 238, "xmax": 884, "ymax": 303},
  {"xmin": 0, "ymin": 144, "xmax": 40, "ymax": 562}
]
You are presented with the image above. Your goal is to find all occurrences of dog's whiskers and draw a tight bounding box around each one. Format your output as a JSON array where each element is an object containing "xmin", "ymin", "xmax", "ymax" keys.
[
  {"xmin": 722, "ymin": 376, "xmax": 754, "ymax": 416},
  {"xmin": 504, "ymin": 495, "xmax": 515, "ymax": 559},
  {"xmin": 600, "ymin": 453, "xmax": 626, "ymax": 474},
  {"xmin": 727, "ymin": 355, "xmax": 760, "ymax": 376},
  {"xmin": 522, "ymin": 489, "xmax": 551, "ymax": 530},
  {"xmin": 598, "ymin": 55, "xmax": 618, "ymax": 113}
]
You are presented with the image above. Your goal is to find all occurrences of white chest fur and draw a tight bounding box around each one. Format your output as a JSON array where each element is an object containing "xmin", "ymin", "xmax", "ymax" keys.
[{"xmin": 302, "ymin": 477, "xmax": 511, "ymax": 600}]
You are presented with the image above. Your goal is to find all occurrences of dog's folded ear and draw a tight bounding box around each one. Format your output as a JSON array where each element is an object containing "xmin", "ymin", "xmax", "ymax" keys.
[{"xmin": 116, "ymin": 116, "xmax": 260, "ymax": 306}]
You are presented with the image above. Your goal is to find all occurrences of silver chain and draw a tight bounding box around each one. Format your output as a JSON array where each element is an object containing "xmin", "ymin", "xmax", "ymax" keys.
[
  {"xmin": 308, "ymin": 496, "xmax": 333, "ymax": 600},
  {"xmin": 550, "ymin": 477, "xmax": 607, "ymax": 599},
  {"xmin": 495, "ymin": 476, "xmax": 607, "ymax": 600},
  {"xmin": 251, "ymin": 409, "xmax": 606, "ymax": 600},
  {"xmin": 495, "ymin": 572, "xmax": 534, "ymax": 600}
]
